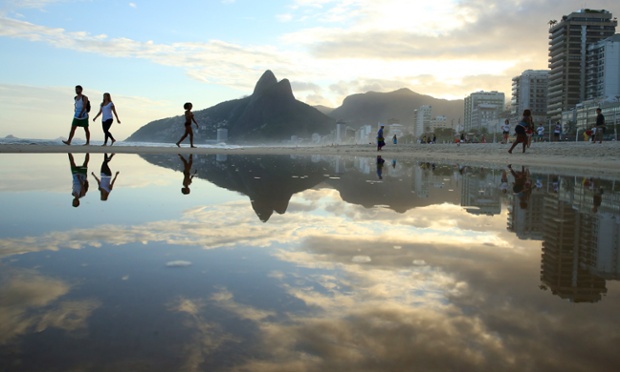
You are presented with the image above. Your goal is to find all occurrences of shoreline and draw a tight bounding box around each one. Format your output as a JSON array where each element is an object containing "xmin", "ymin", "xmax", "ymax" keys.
[{"xmin": 1, "ymin": 141, "xmax": 620, "ymax": 176}]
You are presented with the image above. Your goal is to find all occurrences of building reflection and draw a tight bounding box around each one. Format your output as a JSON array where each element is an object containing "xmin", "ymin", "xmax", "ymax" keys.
[{"xmin": 539, "ymin": 175, "xmax": 620, "ymax": 303}]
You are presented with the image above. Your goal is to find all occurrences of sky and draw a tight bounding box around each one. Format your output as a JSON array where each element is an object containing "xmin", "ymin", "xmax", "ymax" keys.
[{"xmin": 0, "ymin": 0, "xmax": 618, "ymax": 140}]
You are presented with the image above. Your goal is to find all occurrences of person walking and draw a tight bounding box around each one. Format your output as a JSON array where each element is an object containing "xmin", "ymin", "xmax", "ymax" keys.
[
  {"xmin": 63, "ymin": 85, "xmax": 90, "ymax": 146},
  {"xmin": 377, "ymin": 125, "xmax": 385, "ymax": 151},
  {"xmin": 92, "ymin": 93, "xmax": 121, "ymax": 146},
  {"xmin": 594, "ymin": 108, "xmax": 605, "ymax": 144},
  {"xmin": 176, "ymin": 102, "xmax": 199, "ymax": 148},
  {"xmin": 508, "ymin": 109, "xmax": 532, "ymax": 154}
]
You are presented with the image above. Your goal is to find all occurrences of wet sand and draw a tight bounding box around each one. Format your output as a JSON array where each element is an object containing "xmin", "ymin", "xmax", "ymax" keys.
[{"xmin": 1, "ymin": 141, "xmax": 619, "ymax": 176}]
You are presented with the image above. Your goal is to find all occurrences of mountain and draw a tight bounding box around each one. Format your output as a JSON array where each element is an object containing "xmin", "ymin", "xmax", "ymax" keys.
[
  {"xmin": 328, "ymin": 88, "xmax": 463, "ymax": 127},
  {"xmin": 126, "ymin": 70, "xmax": 334, "ymax": 144}
]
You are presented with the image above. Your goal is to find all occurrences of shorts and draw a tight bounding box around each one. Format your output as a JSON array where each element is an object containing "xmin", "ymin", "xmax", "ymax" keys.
[
  {"xmin": 72, "ymin": 117, "xmax": 89, "ymax": 128},
  {"xmin": 502, "ymin": 131, "xmax": 509, "ymax": 135}
]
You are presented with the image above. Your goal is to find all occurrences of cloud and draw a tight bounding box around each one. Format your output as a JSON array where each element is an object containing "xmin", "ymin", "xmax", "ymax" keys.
[{"xmin": 128, "ymin": 2, "xmax": 137, "ymax": 9}]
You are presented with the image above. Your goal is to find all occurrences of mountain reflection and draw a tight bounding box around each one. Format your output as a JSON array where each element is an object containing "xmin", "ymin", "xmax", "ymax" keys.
[{"xmin": 141, "ymin": 153, "xmax": 620, "ymax": 303}]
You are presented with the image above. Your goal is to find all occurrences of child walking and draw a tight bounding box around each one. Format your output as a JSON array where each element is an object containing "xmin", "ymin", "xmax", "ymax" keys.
[{"xmin": 176, "ymin": 102, "xmax": 199, "ymax": 148}]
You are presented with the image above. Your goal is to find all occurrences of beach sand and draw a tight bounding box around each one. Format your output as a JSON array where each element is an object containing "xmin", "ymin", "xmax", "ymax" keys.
[{"xmin": 1, "ymin": 141, "xmax": 619, "ymax": 176}]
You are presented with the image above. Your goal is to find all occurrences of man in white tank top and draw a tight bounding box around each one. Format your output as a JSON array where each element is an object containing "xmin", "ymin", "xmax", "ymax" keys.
[{"xmin": 63, "ymin": 85, "xmax": 91, "ymax": 146}]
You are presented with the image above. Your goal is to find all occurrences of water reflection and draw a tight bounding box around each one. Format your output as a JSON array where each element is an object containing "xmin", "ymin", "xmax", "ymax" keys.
[
  {"xmin": 92, "ymin": 153, "xmax": 120, "ymax": 201},
  {"xmin": 1, "ymin": 153, "xmax": 619, "ymax": 371},
  {"xmin": 68, "ymin": 153, "xmax": 90, "ymax": 207}
]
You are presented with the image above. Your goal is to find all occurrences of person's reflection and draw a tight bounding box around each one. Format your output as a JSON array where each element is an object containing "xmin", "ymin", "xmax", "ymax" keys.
[
  {"xmin": 508, "ymin": 164, "xmax": 531, "ymax": 209},
  {"xmin": 68, "ymin": 153, "xmax": 89, "ymax": 207},
  {"xmin": 91, "ymin": 153, "xmax": 119, "ymax": 201},
  {"xmin": 499, "ymin": 169, "xmax": 509, "ymax": 194},
  {"xmin": 587, "ymin": 178, "xmax": 604, "ymax": 213},
  {"xmin": 376, "ymin": 155, "xmax": 385, "ymax": 179},
  {"xmin": 179, "ymin": 153, "xmax": 196, "ymax": 194}
]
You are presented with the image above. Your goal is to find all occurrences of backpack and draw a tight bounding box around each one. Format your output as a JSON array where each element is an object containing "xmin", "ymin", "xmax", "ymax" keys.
[{"xmin": 75, "ymin": 96, "xmax": 91, "ymax": 113}]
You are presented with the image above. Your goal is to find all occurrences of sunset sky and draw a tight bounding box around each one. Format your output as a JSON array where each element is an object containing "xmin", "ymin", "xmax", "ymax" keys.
[{"xmin": 1, "ymin": 0, "xmax": 618, "ymax": 140}]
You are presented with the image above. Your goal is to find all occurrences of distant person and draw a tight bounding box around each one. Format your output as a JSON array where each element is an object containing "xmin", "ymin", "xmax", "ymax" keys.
[
  {"xmin": 501, "ymin": 119, "xmax": 510, "ymax": 144},
  {"xmin": 376, "ymin": 155, "xmax": 385, "ymax": 179},
  {"xmin": 63, "ymin": 85, "xmax": 91, "ymax": 146},
  {"xmin": 377, "ymin": 125, "xmax": 385, "ymax": 151},
  {"xmin": 179, "ymin": 153, "xmax": 196, "ymax": 194},
  {"xmin": 92, "ymin": 92, "xmax": 121, "ymax": 146},
  {"xmin": 536, "ymin": 123, "xmax": 544, "ymax": 142},
  {"xmin": 553, "ymin": 122, "xmax": 561, "ymax": 142},
  {"xmin": 594, "ymin": 108, "xmax": 605, "ymax": 144},
  {"xmin": 508, "ymin": 109, "xmax": 532, "ymax": 154},
  {"xmin": 393, "ymin": 134, "xmax": 397, "ymax": 145},
  {"xmin": 176, "ymin": 102, "xmax": 199, "ymax": 148},
  {"xmin": 432, "ymin": 135, "xmax": 436, "ymax": 144},
  {"xmin": 68, "ymin": 153, "xmax": 90, "ymax": 207},
  {"xmin": 91, "ymin": 153, "xmax": 119, "ymax": 201}
]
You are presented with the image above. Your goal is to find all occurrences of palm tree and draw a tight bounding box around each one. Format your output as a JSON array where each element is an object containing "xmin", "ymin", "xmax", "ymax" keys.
[{"xmin": 548, "ymin": 19, "xmax": 557, "ymax": 28}]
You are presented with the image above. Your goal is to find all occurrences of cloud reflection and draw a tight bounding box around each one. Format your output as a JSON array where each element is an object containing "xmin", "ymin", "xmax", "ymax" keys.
[{"xmin": 0, "ymin": 266, "xmax": 100, "ymax": 345}]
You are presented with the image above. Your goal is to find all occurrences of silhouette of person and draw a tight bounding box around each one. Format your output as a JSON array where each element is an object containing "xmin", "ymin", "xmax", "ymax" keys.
[
  {"xmin": 377, "ymin": 125, "xmax": 385, "ymax": 151},
  {"xmin": 68, "ymin": 153, "xmax": 90, "ymax": 207},
  {"xmin": 179, "ymin": 153, "xmax": 196, "ymax": 194},
  {"xmin": 91, "ymin": 153, "xmax": 119, "ymax": 201},
  {"xmin": 376, "ymin": 155, "xmax": 385, "ymax": 179},
  {"xmin": 63, "ymin": 85, "xmax": 91, "ymax": 146},
  {"xmin": 594, "ymin": 108, "xmax": 605, "ymax": 144},
  {"xmin": 176, "ymin": 102, "xmax": 199, "ymax": 148},
  {"xmin": 392, "ymin": 134, "xmax": 397, "ymax": 145},
  {"xmin": 508, "ymin": 109, "xmax": 532, "ymax": 154}
]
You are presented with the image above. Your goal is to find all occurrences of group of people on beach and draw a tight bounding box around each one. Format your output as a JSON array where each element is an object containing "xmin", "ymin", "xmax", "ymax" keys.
[
  {"xmin": 62, "ymin": 85, "xmax": 202, "ymax": 148},
  {"xmin": 505, "ymin": 107, "xmax": 606, "ymax": 154},
  {"xmin": 63, "ymin": 85, "xmax": 121, "ymax": 146}
]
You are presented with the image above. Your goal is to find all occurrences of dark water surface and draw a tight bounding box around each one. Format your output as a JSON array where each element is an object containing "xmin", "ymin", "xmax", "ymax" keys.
[{"xmin": 1, "ymin": 153, "xmax": 619, "ymax": 371}]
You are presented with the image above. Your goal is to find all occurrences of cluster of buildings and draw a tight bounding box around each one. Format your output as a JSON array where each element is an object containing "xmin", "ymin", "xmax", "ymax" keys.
[{"xmin": 465, "ymin": 9, "xmax": 620, "ymax": 141}]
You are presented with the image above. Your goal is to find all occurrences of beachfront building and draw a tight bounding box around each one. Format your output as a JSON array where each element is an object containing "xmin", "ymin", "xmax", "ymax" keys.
[
  {"xmin": 547, "ymin": 9, "xmax": 617, "ymax": 122},
  {"xmin": 463, "ymin": 91, "xmax": 505, "ymax": 133},
  {"xmin": 586, "ymin": 34, "xmax": 620, "ymax": 101},
  {"xmin": 413, "ymin": 105, "xmax": 432, "ymax": 138},
  {"xmin": 430, "ymin": 115, "xmax": 448, "ymax": 131},
  {"xmin": 511, "ymin": 69, "xmax": 549, "ymax": 124},
  {"xmin": 568, "ymin": 98, "xmax": 620, "ymax": 140}
]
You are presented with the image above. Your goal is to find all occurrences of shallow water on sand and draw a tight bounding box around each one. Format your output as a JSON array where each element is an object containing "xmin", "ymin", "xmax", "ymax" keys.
[{"xmin": 1, "ymin": 153, "xmax": 619, "ymax": 371}]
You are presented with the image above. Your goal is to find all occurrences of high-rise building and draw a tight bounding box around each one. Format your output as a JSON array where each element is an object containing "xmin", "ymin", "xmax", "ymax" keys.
[
  {"xmin": 463, "ymin": 91, "xmax": 504, "ymax": 133},
  {"xmin": 547, "ymin": 9, "xmax": 617, "ymax": 121},
  {"xmin": 413, "ymin": 105, "xmax": 432, "ymax": 138},
  {"xmin": 586, "ymin": 34, "xmax": 620, "ymax": 101},
  {"xmin": 511, "ymin": 70, "xmax": 549, "ymax": 122}
]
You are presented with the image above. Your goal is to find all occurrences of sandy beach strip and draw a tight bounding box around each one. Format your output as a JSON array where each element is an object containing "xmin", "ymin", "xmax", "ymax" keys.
[{"xmin": 1, "ymin": 141, "xmax": 619, "ymax": 175}]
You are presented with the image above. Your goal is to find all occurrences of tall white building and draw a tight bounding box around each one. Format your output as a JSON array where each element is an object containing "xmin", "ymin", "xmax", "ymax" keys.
[
  {"xmin": 511, "ymin": 70, "xmax": 549, "ymax": 121},
  {"xmin": 586, "ymin": 34, "xmax": 620, "ymax": 101},
  {"xmin": 413, "ymin": 105, "xmax": 432, "ymax": 138},
  {"xmin": 464, "ymin": 91, "xmax": 505, "ymax": 132}
]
